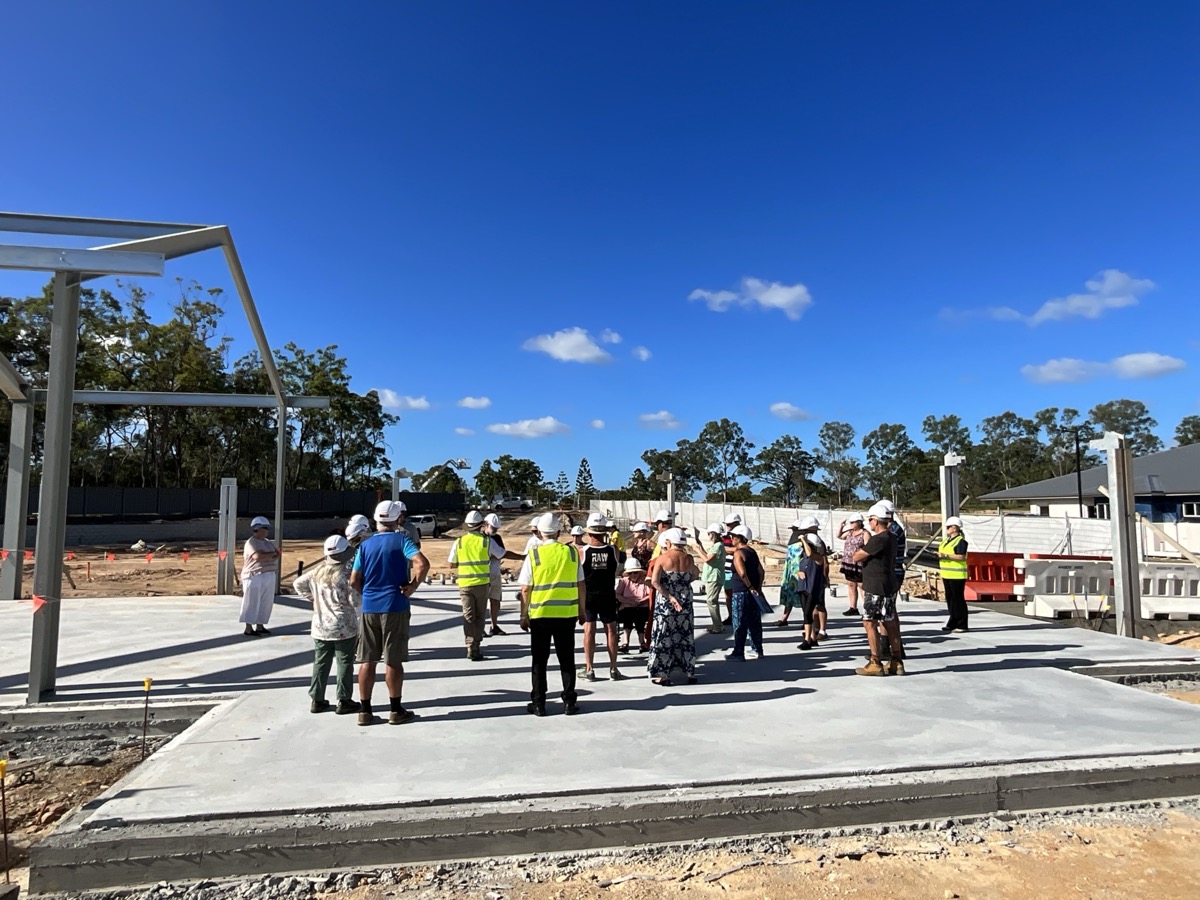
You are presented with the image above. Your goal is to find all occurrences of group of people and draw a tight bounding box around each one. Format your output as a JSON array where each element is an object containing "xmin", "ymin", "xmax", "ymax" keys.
[{"xmin": 249, "ymin": 495, "xmax": 970, "ymax": 724}]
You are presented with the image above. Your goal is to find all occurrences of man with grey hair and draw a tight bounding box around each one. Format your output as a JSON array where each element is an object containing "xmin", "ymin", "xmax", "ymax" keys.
[{"xmin": 518, "ymin": 513, "xmax": 585, "ymax": 716}]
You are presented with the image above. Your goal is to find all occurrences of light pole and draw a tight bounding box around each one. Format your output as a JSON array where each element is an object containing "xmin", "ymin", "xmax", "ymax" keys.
[{"xmin": 655, "ymin": 472, "xmax": 676, "ymax": 521}]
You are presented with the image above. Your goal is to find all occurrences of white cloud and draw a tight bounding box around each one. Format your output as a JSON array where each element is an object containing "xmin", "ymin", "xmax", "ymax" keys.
[
  {"xmin": 639, "ymin": 410, "xmax": 682, "ymax": 430},
  {"xmin": 591, "ymin": 419, "xmax": 605, "ymax": 429},
  {"xmin": 485, "ymin": 416, "xmax": 571, "ymax": 439},
  {"xmin": 599, "ymin": 329, "xmax": 622, "ymax": 344},
  {"xmin": 521, "ymin": 327, "xmax": 612, "ymax": 364},
  {"xmin": 456, "ymin": 396, "xmax": 491, "ymax": 409},
  {"xmin": 454, "ymin": 427, "xmax": 475, "ymax": 436},
  {"xmin": 689, "ymin": 276, "xmax": 814, "ymax": 321},
  {"xmin": 632, "ymin": 345, "xmax": 652, "ymax": 362},
  {"xmin": 975, "ymin": 270, "xmax": 1155, "ymax": 326},
  {"xmin": 769, "ymin": 402, "xmax": 812, "ymax": 421},
  {"xmin": 376, "ymin": 390, "xmax": 430, "ymax": 411},
  {"xmin": 1021, "ymin": 352, "xmax": 1186, "ymax": 384}
]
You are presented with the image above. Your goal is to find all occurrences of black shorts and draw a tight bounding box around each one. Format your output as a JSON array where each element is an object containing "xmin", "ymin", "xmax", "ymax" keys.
[
  {"xmin": 840, "ymin": 566, "xmax": 863, "ymax": 584},
  {"xmin": 585, "ymin": 604, "xmax": 618, "ymax": 625},
  {"xmin": 617, "ymin": 605, "xmax": 649, "ymax": 629}
]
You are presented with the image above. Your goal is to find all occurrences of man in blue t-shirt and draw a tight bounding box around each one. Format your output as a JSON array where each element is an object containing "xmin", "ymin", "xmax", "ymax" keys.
[{"xmin": 349, "ymin": 500, "xmax": 430, "ymax": 726}]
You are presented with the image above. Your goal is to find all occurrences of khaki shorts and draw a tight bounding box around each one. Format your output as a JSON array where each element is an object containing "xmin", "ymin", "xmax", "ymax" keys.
[
  {"xmin": 357, "ymin": 611, "xmax": 410, "ymax": 667},
  {"xmin": 489, "ymin": 575, "xmax": 502, "ymax": 604}
]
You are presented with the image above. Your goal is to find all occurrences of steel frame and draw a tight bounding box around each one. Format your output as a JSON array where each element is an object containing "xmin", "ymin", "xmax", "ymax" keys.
[{"xmin": 0, "ymin": 212, "xmax": 328, "ymax": 703}]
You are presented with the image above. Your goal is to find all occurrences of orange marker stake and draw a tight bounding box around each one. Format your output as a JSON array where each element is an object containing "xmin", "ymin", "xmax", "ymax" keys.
[{"xmin": 181, "ymin": 552, "xmax": 190, "ymax": 563}]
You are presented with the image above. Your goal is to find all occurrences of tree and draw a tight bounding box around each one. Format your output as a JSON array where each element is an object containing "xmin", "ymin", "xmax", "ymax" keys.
[
  {"xmin": 1034, "ymin": 407, "xmax": 1097, "ymax": 479},
  {"xmin": 555, "ymin": 471, "xmax": 571, "ymax": 504},
  {"xmin": 640, "ymin": 439, "xmax": 713, "ymax": 497},
  {"xmin": 415, "ymin": 465, "xmax": 466, "ymax": 494},
  {"xmin": 921, "ymin": 414, "xmax": 971, "ymax": 456},
  {"xmin": 861, "ymin": 424, "xmax": 920, "ymax": 504},
  {"xmin": 620, "ymin": 467, "xmax": 658, "ymax": 499},
  {"xmin": 974, "ymin": 411, "xmax": 1043, "ymax": 492},
  {"xmin": 574, "ymin": 457, "xmax": 596, "ymax": 505},
  {"xmin": 697, "ymin": 418, "xmax": 754, "ymax": 499},
  {"xmin": 816, "ymin": 421, "xmax": 862, "ymax": 506},
  {"xmin": 1089, "ymin": 399, "xmax": 1162, "ymax": 457},
  {"xmin": 1176, "ymin": 415, "xmax": 1200, "ymax": 447},
  {"xmin": 750, "ymin": 435, "xmax": 814, "ymax": 506}
]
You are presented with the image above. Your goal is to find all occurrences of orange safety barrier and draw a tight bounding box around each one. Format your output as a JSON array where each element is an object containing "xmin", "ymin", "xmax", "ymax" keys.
[{"xmin": 965, "ymin": 552, "xmax": 1021, "ymax": 601}]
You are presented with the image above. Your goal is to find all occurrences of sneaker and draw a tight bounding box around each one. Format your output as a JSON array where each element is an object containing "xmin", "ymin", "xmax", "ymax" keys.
[
  {"xmin": 526, "ymin": 702, "xmax": 546, "ymax": 717},
  {"xmin": 610, "ymin": 668, "xmax": 628, "ymax": 681},
  {"xmin": 952, "ymin": 627, "xmax": 969, "ymax": 633},
  {"xmin": 563, "ymin": 702, "xmax": 580, "ymax": 716},
  {"xmin": 798, "ymin": 640, "xmax": 813, "ymax": 651},
  {"xmin": 816, "ymin": 632, "xmax": 830, "ymax": 641},
  {"xmin": 888, "ymin": 659, "xmax": 907, "ymax": 676},
  {"xmin": 726, "ymin": 652, "xmax": 746, "ymax": 661},
  {"xmin": 580, "ymin": 668, "xmax": 597, "ymax": 682},
  {"xmin": 310, "ymin": 699, "xmax": 331, "ymax": 714},
  {"xmin": 389, "ymin": 708, "xmax": 416, "ymax": 725},
  {"xmin": 940, "ymin": 626, "xmax": 954, "ymax": 633},
  {"xmin": 357, "ymin": 709, "xmax": 375, "ymax": 726},
  {"xmin": 855, "ymin": 660, "xmax": 887, "ymax": 676},
  {"xmin": 842, "ymin": 608, "xmax": 859, "ymax": 617},
  {"xmin": 489, "ymin": 625, "xmax": 506, "ymax": 636},
  {"xmin": 335, "ymin": 700, "xmax": 361, "ymax": 715}
]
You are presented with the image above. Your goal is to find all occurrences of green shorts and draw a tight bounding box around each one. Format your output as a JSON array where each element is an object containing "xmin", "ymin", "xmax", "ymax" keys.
[{"xmin": 357, "ymin": 611, "xmax": 410, "ymax": 667}]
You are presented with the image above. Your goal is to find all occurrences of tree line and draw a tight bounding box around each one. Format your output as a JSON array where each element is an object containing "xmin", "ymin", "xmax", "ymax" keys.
[{"xmin": 0, "ymin": 280, "xmax": 398, "ymax": 491}]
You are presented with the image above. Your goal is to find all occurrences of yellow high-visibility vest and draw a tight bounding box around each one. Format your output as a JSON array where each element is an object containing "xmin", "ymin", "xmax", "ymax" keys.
[
  {"xmin": 939, "ymin": 534, "xmax": 968, "ymax": 580},
  {"xmin": 528, "ymin": 542, "xmax": 579, "ymax": 618},
  {"xmin": 454, "ymin": 531, "xmax": 492, "ymax": 587}
]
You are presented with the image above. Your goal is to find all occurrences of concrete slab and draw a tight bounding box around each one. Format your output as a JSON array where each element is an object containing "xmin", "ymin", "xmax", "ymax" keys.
[{"xmin": 6, "ymin": 590, "xmax": 1200, "ymax": 891}]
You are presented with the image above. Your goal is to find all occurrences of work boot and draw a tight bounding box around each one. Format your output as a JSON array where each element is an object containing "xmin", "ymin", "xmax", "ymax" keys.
[
  {"xmin": 309, "ymin": 699, "xmax": 331, "ymax": 714},
  {"xmin": 888, "ymin": 658, "xmax": 907, "ymax": 676},
  {"xmin": 335, "ymin": 699, "xmax": 361, "ymax": 715},
  {"xmin": 526, "ymin": 702, "xmax": 546, "ymax": 717},
  {"xmin": 357, "ymin": 705, "xmax": 374, "ymax": 726},
  {"xmin": 855, "ymin": 659, "xmax": 887, "ymax": 677},
  {"xmin": 389, "ymin": 708, "xmax": 416, "ymax": 725},
  {"xmin": 564, "ymin": 702, "xmax": 580, "ymax": 716}
]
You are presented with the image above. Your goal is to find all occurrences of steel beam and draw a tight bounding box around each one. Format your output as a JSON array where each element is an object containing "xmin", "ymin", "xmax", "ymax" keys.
[
  {"xmin": 30, "ymin": 389, "xmax": 330, "ymax": 409},
  {"xmin": 0, "ymin": 245, "xmax": 165, "ymax": 276},
  {"xmin": 28, "ymin": 272, "xmax": 81, "ymax": 702},
  {"xmin": 275, "ymin": 408, "xmax": 287, "ymax": 581},
  {"xmin": 219, "ymin": 232, "xmax": 286, "ymax": 406},
  {"xmin": 0, "ymin": 212, "xmax": 206, "ymax": 241},
  {"xmin": 0, "ymin": 400, "xmax": 34, "ymax": 601},
  {"xmin": 0, "ymin": 353, "xmax": 28, "ymax": 401},
  {"xmin": 82, "ymin": 226, "xmax": 228, "ymax": 282}
]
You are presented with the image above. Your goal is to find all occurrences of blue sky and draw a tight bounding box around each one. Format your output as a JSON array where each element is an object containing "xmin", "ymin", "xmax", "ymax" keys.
[{"xmin": 3, "ymin": 2, "xmax": 1198, "ymax": 490}]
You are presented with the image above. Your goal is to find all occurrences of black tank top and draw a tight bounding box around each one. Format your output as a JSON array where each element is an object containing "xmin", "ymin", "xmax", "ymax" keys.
[{"xmin": 582, "ymin": 543, "xmax": 618, "ymax": 605}]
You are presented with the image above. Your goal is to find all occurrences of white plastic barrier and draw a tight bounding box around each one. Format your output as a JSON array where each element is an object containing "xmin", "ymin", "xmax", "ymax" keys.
[
  {"xmin": 1016, "ymin": 558, "xmax": 1113, "ymax": 619},
  {"xmin": 1140, "ymin": 562, "xmax": 1200, "ymax": 620}
]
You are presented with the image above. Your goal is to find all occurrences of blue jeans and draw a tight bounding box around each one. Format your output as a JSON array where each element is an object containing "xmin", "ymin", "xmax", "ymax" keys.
[{"xmin": 731, "ymin": 590, "xmax": 763, "ymax": 657}]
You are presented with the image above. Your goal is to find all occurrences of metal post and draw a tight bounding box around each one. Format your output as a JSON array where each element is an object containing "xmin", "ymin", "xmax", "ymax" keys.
[
  {"xmin": 392, "ymin": 470, "xmax": 401, "ymax": 502},
  {"xmin": 0, "ymin": 400, "xmax": 34, "ymax": 600},
  {"xmin": 939, "ymin": 453, "xmax": 965, "ymax": 523},
  {"xmin": 666, "ymin": 476, "xmax": 676, "ymax": 523},
  {"xmin": 1074, "ymin": 430, "xmax": 1084, "ymax": 518},
  {"xmin": 216, "ymin": 478, "xmax": 237, "ymax": 594},
  {"xmin": 27, "ymin": 272, "xmax": 81, "ymax": 703},
  {"xmin": 1092, "ymin": 432, "xmax": 1140, "ymax": 638},
  {"xmin": 275, "ymin": 407, "xmax": 286, "ymax": 580}
]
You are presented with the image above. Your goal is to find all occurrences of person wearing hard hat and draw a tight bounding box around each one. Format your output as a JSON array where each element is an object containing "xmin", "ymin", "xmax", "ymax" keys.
[
  {"xmin": 607, "ymin": 518, "xmax": 626, "ymax": 563},
  {"xmin": 648, "ymin": 528, "xmax": 700, "ymax": 685},
  {"xmin": 349, "ymin": 500, "xmax": 431, "ymax": 725},
  {"xmin": 777, "ymin": 517, "xmax": 819, "ymax": 626},
  {"xmin": 939, "ymin": 516, "xmax": 970, "ymax": 633},
  {"xmin": 720, "ymin": 512, "xmax": 742, "ymax": 625},
  {"xmin": 569, "ymin": 524, "xmax": 587, "ymax": 547},
  {"xmin": 727, "ymin": 525, "xmax": 766, "ymax": 660},
  {"xmin": 448, "ymin": 510, "xmax": 507, "ymax": 661},
  {"xmin": 239, "ymin": 516, "xmax": 280, "ymax": 637},
  {"xmin": 517, "ymin": 513, "xmax": 586, "ymax": 716},
  {"xmin": 629, "ymin": 523, "xmax": 655, "ymax": 571},
  {"xmin": 876, "ymin": 499, "xmax": 907, "ymax": 587},
  {"xmin": 692, "ymin": 522, "xmax": 727, "ymax": 634},
  {"xmin": 579, "ymin": 512, "xmax": 627, "ymax": 682},
  {"xmin": 523, "ymin": 519, "xmax": 541, "ymax": 555},
  {"xmin": 850, "ymin": 503, "xmax": 905, "ymax": 676},
  {"xmin": 836, "ymin": 512, "xmax": 867, "ymax": 616},
  {"xmin": 482, "ymin": 512, "xmax": 523, "ymax": 636},
  {"xmin": 345, "ymin": 514, "xmax": 372, "ymax": 549},
  {"xmin": 616, "ymin": 556, "xmax": 652, "ymax": 653},
  {"xmin": 294, "ymin": 535, "xmax": 361, "ymax": 715},
  {"xmin": 647, "ymin": 508, "xmax": 674, "ymax": 565}
]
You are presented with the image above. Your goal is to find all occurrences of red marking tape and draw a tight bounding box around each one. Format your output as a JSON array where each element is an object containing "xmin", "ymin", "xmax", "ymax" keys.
[
  {"xmin": 106, "ymin": 553, "xmax": 116, "ymax": 562},
  {"xmin": 181, "ymin": 551, "xmax": 190, "ymax": 563},
  {"xmin": 145, "ymin": 553, "xmax": 154, "ymax": 563},
  {"xmin": 32, "ymin": 594, "xmax": 46, "ymax": 612},
  {"xmin": 219, "ymin": 550, "xmax": 228, "ymax": 561}
]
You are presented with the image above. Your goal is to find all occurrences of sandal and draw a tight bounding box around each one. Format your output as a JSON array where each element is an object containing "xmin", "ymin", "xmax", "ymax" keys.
[{"xmin": 652, "ymin": 677, "xmax": 670, "ymax": 686}]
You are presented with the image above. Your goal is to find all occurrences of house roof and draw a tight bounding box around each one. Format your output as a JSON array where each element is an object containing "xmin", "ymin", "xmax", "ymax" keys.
[{"xmin": 980, "ymin": 441, "xmax": 1200, "ymax": 502}]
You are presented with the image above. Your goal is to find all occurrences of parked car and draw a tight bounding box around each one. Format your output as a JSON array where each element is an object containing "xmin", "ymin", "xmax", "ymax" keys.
[
  {"xmin": 409, "ymin": 514, "xmax": 439, "ymax": 537},
  {"xmin": 493, "ymin": 496, "xmax": 534, "ymax": 511}
]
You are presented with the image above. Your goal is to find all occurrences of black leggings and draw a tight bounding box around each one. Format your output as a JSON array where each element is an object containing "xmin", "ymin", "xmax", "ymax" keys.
[{"xmin": 945, "ymin": 578, "xmax": 968, "ymax": 629}]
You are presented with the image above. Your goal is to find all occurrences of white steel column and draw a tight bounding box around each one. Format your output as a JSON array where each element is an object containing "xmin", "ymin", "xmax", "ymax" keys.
[
  {"xmin": 0, "ymin": 399, "xmax": 34, "ymax": 600},
  {"xmin": 216, "ymin": 478, "xmax": 238, "ymax": 594},
  {"xmin": 1092, "ymin": 432, "xmax": 1140, "ymax": 638}
]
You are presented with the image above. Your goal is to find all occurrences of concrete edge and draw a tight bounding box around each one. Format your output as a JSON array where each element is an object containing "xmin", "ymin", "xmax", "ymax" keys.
[{"xmin": 30, "ymin": 752, "xmax": 1200, "ymax": 894}]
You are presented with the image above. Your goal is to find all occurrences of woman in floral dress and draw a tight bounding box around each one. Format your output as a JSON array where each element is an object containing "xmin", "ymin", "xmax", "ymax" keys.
[{"xmin": 647, "ymin": 528, "xmax": 700, "ymax": 686}]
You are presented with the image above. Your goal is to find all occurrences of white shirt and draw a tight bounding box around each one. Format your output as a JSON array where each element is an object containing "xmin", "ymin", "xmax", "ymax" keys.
[
  {"xmin": 517, "ymin": 538, "xmax": 585, "ymax": 587},
  {"xmin": 447, "ymin": 531, "xmax": 505, "ymax": 565}
]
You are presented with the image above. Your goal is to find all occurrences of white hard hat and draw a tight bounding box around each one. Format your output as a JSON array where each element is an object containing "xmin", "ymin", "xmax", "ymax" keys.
[
  {"xmin": 657, "ymin": 527, "xmax": 685, "ymax": 547},
  {"xmin": 623, "ymin": 556, "xmax": 645, "ymax": 572},
  {"xmin": 323, "ymin": 534, "xmax": 349, "ymax": 557},
  {"xmin": 847, "ymin": 512, "xmax": 864, "ymax": 523},
  {"xmin": 464, "ymin": 510, "xmax": 485, "ymax": 527},
  {"xmin": 374, "ymin": 500, "xmax": 403, "ymax": 523},
  {"xmin": 790, "ymin": 515, "xmax": 820, "ymax": 531},
  {"xmin": 586, "ymin": 512, "xmax": 607, "ymax": 532},
  {"xmin": 570, "ymin": 525, "xmax": 585, "ymax": 536},
  {"xmin": 484, "ymin": 512, "xmax": 501, "ymax": 529},
  {"xmin": 876, "ymin": 499, "xmax": 895, "ymax": 515},
  {"xmin": 706, "ymin": 522, "xmax": 724, "ymax": 536},
  {"xmin": 731, "ymin": 524, "xmax": 753, "ymax": 541},
  {"xmin": 945, "ymin": 516, "xmax": 964, "ymax": 529},
  {"xmin": 653, "ymin": 508, "xmax": 673, "ymax": 523},
  {"xmin": 632, "ymin": 522, "xmax": 651, "ymax": 533},
  {"xmin": 345, "ymin": 518, "xmax": 370, "ymax": 540},
  {"xmin": 606, "ymin": 518, "xmax": 617, "ymax": 529},
  {"xmin": 867, "ymin": 502, "xmax": 890, "ymax": 520},
  {"xmin": 250, "ymin": 516, "xmax": 271, "ymax": 530},
  {"xmin": 723, "ymin": 512, "xmax": 741, "ymax": 525},
  {"xmin": 535, "ymin": 512, "xmax": 561, "ymax": 535}
]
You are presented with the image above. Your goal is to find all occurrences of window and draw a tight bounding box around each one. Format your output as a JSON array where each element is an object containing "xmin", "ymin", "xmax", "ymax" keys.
[
  {"xmin": 1182, "ymin": 502, "xmax": 1200, "ymax": 520},
  {"xmin": 1089, "ymin": 503, "xmax": 1110, "ymax": 520}
]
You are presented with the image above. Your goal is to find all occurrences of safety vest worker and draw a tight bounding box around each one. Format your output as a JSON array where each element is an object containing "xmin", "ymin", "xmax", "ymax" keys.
[
  {"xmin": 528, "ymin": 542, "xmax": 580, "ymax": 618},
  {"xmin": 453, "ymin": 530, "xmax": 492, "ymax": 587},
  {"xmin": 938, "ymin": 533, "xmax": 968, "ymax": 580}
]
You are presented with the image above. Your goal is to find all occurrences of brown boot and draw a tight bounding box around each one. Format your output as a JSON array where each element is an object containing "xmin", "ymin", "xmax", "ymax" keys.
[
  {"xmin": 888, "ymin": 658, "xmax": 906, "ymax": 676},
  {"xmin": 855, "ymin": 658, "xmax": 887, "ymax": 676}
]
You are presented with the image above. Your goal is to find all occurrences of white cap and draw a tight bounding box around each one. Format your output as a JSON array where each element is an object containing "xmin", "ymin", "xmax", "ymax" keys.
[
  {"xmin": 484, "ymin": 512, "xmax": 501, "ymax": 529},
  {"xmin": 632, "ymin": 522, "xmax": 651, "ymax": 533},
  {"xmin": 723, "ymin": 512, "xmax": 741, "ymax": 525},
  {"xmin": 623, "ymin": 556, "xmax": 645, "ymax": 572},
  {"xmin": 846, "ymin": 512, "xmax": 864, "ymax": 523},
  {"xmin": 586, "ymin": 512, "xmax": 607, "ymax": 532},
  {"xmin": 374, "ymin": 500, "xmax": 404, "ymax": 523},
  {"xmin": 323, "ymin": 534, "xmax": 349, "ymax": 557},
  {"xmin": 653, "ymin": 508, "xmax": 673, "ymax": 523},
  {"xmin": 945, "ymin": 516, "xmax": 964, "ymax": 529},
  {"xmin": 731, "ymin": 524, "xmax": 753, "ymax": 541},
  {"xmin": 706, "ymin": 522, "xmax": 724, "ymax": 536},
  {"xmin": 867, "ymin": 502, "xmax": 890, "ymax": 520},
  {"xmin": 535, "ymin": 512, "xmax": 561, "ymax": 535},
  {"xmin": 250, "ymin": 515, "xmax": 271, "ymax": 529},
  {"xmin": 790, "ymin": 515, "xmax": 820, "ymax": 531},
  {"xmin": 570, "ymin": 525, "xmax": 585, "ymax": 536},
  {"xmin": 464, "ymin": 510, "xmax": 484, "ymax": 527}
]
